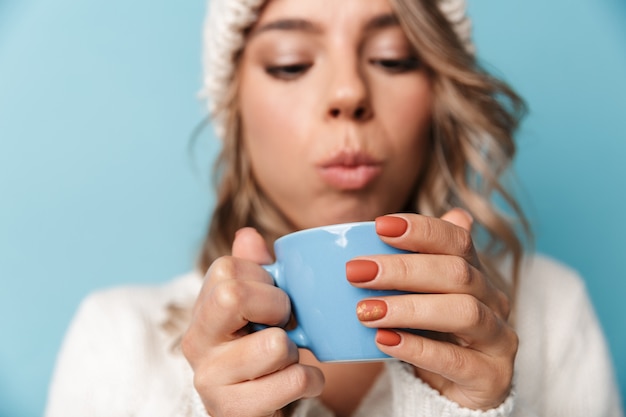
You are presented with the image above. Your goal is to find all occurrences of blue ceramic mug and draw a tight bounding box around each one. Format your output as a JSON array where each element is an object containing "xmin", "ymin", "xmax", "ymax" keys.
[{"xmin": 261, "ymin": 221, "xmax": 409, "ymax": 362}]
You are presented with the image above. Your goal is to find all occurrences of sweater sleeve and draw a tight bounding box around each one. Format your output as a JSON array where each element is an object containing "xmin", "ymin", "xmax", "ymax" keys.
[
  {"xmin": 45, "ymin": 289, "xmax": 169, "ymax": 417},
  {"xmin": 512, "ymin": 256, "xmax": 624, "ymax": 417},
  {"xmin": 385, "ymin": 360, "xmax": 517, "ymax": 417},
  {"xmin": 540, "ymin": 271, "xmax": 624, "ymax": 417},
  {"xmin": 45, "ymin": 291, "xmax": 136, "ymax": 416},
  {"xmin": 45, "ymin": 287, "xmax": 194, "ymax": 417}
]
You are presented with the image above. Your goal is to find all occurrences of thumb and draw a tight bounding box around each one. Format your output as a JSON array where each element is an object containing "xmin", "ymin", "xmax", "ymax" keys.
[
  {"xmin": 440, "ymin": 208, "xmax": 474, "ymax": 232},
  {"xmin": 231, "ymin": 227, "xmax": 274, "ymax": 265}
]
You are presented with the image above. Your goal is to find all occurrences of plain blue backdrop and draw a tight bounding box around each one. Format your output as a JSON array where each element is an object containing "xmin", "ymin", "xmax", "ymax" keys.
[{"xmin": 1, "ymin": 0, "xmax": 624, "ymax": 416}]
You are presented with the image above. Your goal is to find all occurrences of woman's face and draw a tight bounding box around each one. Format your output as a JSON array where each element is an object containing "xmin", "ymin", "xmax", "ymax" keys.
[{"xmin": 238, "ymin": 0, "xmax": 433, "ymax": 230}]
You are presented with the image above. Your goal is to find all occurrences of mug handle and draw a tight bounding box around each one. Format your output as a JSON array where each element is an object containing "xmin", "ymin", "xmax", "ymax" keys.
[{"xmin": 249, "ymin": 263, "xmax": 309, "ymax": 349}]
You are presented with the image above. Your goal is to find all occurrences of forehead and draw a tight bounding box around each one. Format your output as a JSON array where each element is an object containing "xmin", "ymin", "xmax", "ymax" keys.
[{"xmin": 251, "ymin": 0, "xmax": 398, "ymax": 36}]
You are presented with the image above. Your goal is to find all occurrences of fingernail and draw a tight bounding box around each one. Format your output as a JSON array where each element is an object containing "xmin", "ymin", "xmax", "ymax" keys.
[
  {"xmin": 376, "ymin": 329, "xmax": 401, "ymax": 346},
  {"xmin": 375, "ymin": 216, "xmax": 408, "ymax": 237},
  {"xmin": 356, "ymin": 299, "xmax": 387, "ymax": 321},
  {"xmin": 346, "ymin": 259, "xmax": 379, "ymax": 283}
]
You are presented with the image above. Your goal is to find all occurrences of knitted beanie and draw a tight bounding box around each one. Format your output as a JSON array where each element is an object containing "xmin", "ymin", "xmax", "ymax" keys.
[{"xmin": 201, "ymin": 0, "xmax": 473, "ymax": 138}]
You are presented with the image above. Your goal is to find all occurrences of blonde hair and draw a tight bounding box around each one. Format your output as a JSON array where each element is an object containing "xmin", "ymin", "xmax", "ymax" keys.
[{"xmin": 197, "ymin": 0, "xmax": 531, "ymax": 298}]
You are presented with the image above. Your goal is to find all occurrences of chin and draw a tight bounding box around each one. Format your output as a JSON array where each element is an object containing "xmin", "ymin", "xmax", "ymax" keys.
[
  {"xmin": 307, "ymin": 207, "xmax": 387, "ymax": 228},
  {"xmin": 286, "ymin": 192, "xmax": 405, "ymax": 230}
]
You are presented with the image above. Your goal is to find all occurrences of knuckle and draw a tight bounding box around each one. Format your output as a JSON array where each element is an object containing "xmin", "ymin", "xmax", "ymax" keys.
[
  {"xmin": 278, "ymin": 291, "xmax": 293, "ymax": 323},
  {"xmin": 260, "ymin": 328, "xmax": 295, "ymax": 364},
  {"xmin": 457, "ymin": 228, "xmax": 474, "ymax": 257},
  {"xmin": 207, "ymin": 256, "xmax": 237, "ymax": 283},
  {"xmin": 192, "ymin": 368, "xmax": 213, "ymax": 397},
  {"xmin": 445, "ymin": 346, "xmax": 468, "ymax": 373},
  {"xmin": 286, "ymin": 365, "xmax": 313, "ymax": 395},
  {"xmin": 449, "ymin": 257, "xmax": 473, "ymax": 288},
  {"xmin": 491, "ymin": 357, "xmax": 515, "ymax": 394},
  {"xmin": 421, "ymin": 216, "xmax": 437, "ymax": 242},
  {"xmin": 394, "ymin": 255, "xmax": 412, "ymax": 285},
  {"xmin": 180, "ymin": 330, "xmax": 196, "ymax": 362},
  {"xmin": 503, "ymin": 325, "xmax": 519, "ymax": 356},
  {"xmin": 411, "ymin": 334, "xmax": 428, "ymax": 359},
  {"xmin": 212, "ymin": 280, "xmax": 247, "ymax": 312},
  {"xmin": 497, "ymin": 290, "xmax": 512, "ymax": 319},
  {"xmin": 457, "ymin": 295, "xmax": 486, "ymax": 328}
]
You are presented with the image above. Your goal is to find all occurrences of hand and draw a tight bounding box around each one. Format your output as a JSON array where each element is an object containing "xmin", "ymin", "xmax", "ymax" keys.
[
  {"xmin": 182, "ymin": 228, "xmax": 324, "ymax": 417},
  {"xmin": 347, "ymin": 209, "xmax": 517, "ymax": 410}
]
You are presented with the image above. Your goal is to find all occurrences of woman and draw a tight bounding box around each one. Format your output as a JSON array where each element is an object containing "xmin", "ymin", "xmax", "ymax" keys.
[{"xmin": 45, "ymin": 0, "xmax": 623, "ymax": 416}]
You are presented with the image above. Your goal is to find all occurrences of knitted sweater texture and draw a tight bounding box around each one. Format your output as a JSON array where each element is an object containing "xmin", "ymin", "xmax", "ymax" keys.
[{"xmin": 45, "ymin": 255, "xmax": 623, "ymax": 417}]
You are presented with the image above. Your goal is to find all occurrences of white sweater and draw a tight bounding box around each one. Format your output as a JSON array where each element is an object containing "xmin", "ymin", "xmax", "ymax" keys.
[{"xmin": 45, "ymin": 255, "xmax": 624, "ymax": 417}]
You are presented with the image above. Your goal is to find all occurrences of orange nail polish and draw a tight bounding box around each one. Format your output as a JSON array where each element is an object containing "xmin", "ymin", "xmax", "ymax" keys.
[
  {"xmin": 375, "ymin": 216, "xmax": 408, "ymax": 237},
  {"xmin": 346, "ymin": 259, "xmax": 378, "ymax": 283},
  {"xmin": 356, "ymin": 299, "xmax": 387, "ymax": 321},
  {"xmin": 376, "ymin": 329, "xmax": 401, "ymax": 346}
]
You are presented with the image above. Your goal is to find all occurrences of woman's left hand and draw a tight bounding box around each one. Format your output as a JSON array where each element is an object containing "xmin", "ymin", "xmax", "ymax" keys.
[{"xmin": 346, "ymin": 209, "xmax": 518, "ymax": 410}]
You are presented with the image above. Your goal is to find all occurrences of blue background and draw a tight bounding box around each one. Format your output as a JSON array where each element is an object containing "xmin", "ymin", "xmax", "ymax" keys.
[{"xmin": 0, "ymin": 0, "xmax": 624, "ymax": 415}]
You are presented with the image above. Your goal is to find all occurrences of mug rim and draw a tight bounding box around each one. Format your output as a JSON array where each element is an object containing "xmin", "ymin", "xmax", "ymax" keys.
[{"xmin": 274, "ymin": 221, "xmax": 375, "ymax": 245}]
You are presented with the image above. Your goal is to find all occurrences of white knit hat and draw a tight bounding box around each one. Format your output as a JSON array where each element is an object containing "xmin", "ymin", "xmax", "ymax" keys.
[{"xmin": 201, "ymin": 0, "xmax": 473, "ymax": 138}]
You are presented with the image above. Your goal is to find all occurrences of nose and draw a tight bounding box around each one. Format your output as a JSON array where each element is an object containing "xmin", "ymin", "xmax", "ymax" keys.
[{"xmin": 325, "ymin": 58, "xmax": 373, "ymax": 122}]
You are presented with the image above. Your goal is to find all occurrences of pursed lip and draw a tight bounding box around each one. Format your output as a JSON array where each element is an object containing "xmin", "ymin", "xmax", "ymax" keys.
[{"xmin": 316, "ymin": 151, "xmax": 383, "ymax": 190}]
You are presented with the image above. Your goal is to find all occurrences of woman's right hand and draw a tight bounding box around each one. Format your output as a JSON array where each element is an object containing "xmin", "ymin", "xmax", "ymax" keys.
[{"xmin": 182, "ymin": 228, "xmax": 325, "ymax": 417}]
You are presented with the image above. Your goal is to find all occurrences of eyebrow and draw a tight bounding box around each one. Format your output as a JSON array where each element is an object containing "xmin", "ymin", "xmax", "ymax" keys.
[
  {"xmin": 250, "ymin": 18, "xmax": 322, "ymax": 38},
  {"xmin": 249, "ymin": 13, "xmax": 399, "ymax": 38},
  {"xmin": 363, "ymin": 13, "xmax": 400, "ymax": 32}
]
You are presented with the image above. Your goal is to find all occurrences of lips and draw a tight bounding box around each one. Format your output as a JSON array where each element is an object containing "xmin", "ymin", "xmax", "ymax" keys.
[{"xmin": 317, "ymin": 151, "xmax": 383, "ymax": 190}]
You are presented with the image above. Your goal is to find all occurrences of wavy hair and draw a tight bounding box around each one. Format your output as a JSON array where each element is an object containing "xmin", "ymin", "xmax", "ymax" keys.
[{"xmin": 197, "ymin": 0, "xmax": 531, "ymax": 299}]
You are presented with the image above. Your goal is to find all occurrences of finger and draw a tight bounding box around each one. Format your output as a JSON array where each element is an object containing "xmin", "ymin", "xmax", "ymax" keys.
[
  {"xmin": 201, "ymin": 327, "xmax": 300, "ymax": 385},
  {"xmin": 378, "ymin": 329, "xmax": 486, "ymax": 384},
  {"xmin": 440, "ymin": 208, "xmax": 473, "ymax": 232},
  {"xmin": 375, "ymin": 330, "xmax": 513, "ymax": 407},
  {"xmin": 347, "ymin": 254, "xmax": 510, "ymax": 317},
  {"xmin": 232, "ymin": 227, "xmax": 274, "ymax": 264},
  {"xmin": 197, "ymin": 254, "xmax": 278, "ymax": 337},
  {"xmin": 357, "ymin": 294, "xmax": 516, "ymax": 354},
  {"xmin": 194, "ymin": 279, "xmax": 291, "ymax": 345},
  {"xmin": 375, "ymin": 213, "xmax": 478, "ymax": 264},
  {"xmin": 202, "ymin": 364, "xmax": 325, "ymax": 417},
  {"xmin": 205, "ymin": 255, "xmax": 275, "ymax": 287},
  {"xmin": 238, "ymin": 364, "xmax": 325, "ymax": 408},
  {"xmin": 348, "ymin": 253, "xmax": 484, "ymax": 295}
]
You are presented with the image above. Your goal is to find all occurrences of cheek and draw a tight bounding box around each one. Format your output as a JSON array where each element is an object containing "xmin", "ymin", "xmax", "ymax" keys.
[
  {"xmin": 376, "ymin": 79, "xmax": 433, "ymax": 194},
  {"xmin": 240, "ymin": 68, "xmax": 314, "ymax": 142},
  {"xmin": 240, "ymin": 84, "xmax": 285, "ymax": 140},
  {"xmin": 238, "ymin": 69, "xmax": 317, "ymax": 212},
  {"xmin": 383, "ymin": 80, "xmax": 432, "ymax": 133},
  {"xmin": 380, "ymin": 81, "xmax": 432, "ymax": 156},
  {"xmin": 240, "ymin": 70, "xmax": 293, "ymax": 158}
]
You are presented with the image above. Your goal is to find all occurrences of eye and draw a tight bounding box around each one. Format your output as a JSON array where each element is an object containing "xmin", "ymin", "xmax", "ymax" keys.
[
  {"xmin": 370, "ymin": 57, "xmax": 421, "ymax": 73},
  {"xmin": 265, "ymin": 63, "xmax": 312, "ymax": 80}
]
